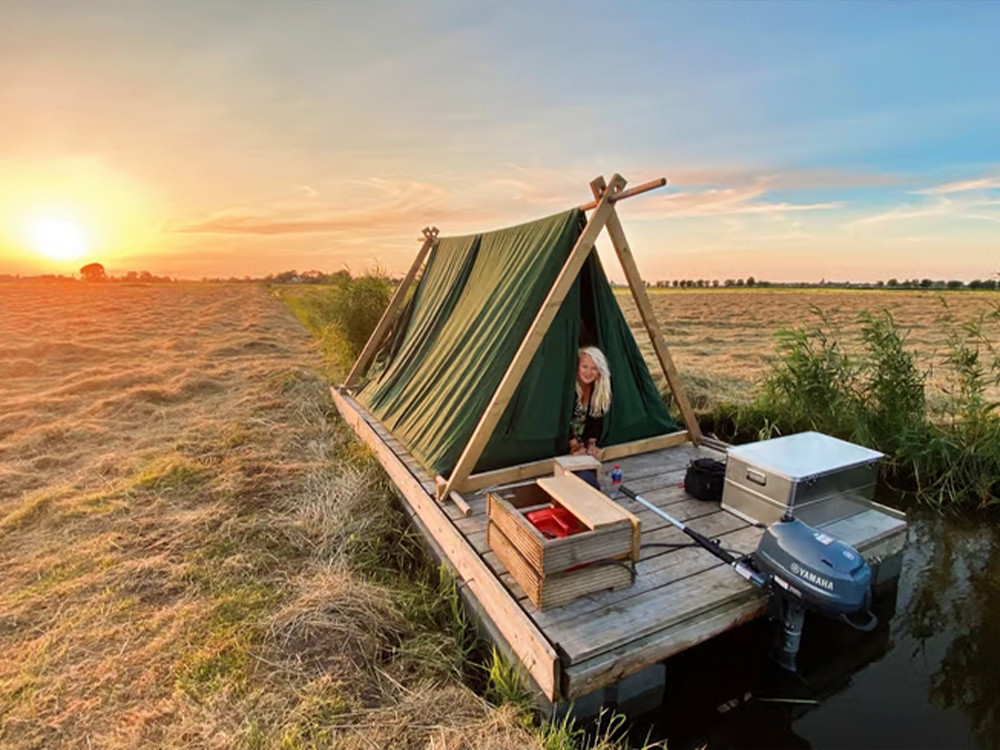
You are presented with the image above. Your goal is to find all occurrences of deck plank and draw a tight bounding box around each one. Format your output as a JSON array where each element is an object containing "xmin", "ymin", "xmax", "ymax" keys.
[{"xmin": 553, "ymin": 563, "xmax": 760, "ymax": 663}]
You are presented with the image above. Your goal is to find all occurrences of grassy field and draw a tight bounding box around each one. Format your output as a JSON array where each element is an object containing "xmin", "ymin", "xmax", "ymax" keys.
[
  {"xmin": 2, "ymin": 281, "xmax": 995, "ymax": 748},
  {"xmin": 0, "ymin": 282, "xmax": 562, "ymax": 749},
  {"xmin": 616, "ymin": 288, "xmax": 1000, "ymax": 409}
]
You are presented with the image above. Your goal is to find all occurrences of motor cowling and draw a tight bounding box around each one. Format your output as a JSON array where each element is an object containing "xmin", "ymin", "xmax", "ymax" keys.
[{"xmin": 754, "ymin": 517, "xmax": 871, "ymax": 616}]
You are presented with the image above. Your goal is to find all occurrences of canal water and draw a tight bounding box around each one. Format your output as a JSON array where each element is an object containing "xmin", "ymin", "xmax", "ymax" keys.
[{"xmin": 629, "ymin": 501, "xmax": 1000, "ymax": 749}]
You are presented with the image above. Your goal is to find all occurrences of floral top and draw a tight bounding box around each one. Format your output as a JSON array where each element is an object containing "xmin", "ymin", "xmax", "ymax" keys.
[{"xmin": 569, "ymin": 390, "xmax": 603, "ymax": 449}]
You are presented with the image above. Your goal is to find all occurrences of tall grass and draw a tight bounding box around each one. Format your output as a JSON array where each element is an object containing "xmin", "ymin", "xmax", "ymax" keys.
[
  {"xmin": 707, "ymin": 303, "xmax": 1000, "ymax": 511},
  {"xmin": 275, "ymin": 271, "xmax": 393, "ymax": 377}
]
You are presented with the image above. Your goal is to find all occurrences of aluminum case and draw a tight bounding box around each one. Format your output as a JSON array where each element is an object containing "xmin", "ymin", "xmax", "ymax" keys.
[{"xmin": 721, "ymin": 432, "xmax": 884, "ymax": 527}]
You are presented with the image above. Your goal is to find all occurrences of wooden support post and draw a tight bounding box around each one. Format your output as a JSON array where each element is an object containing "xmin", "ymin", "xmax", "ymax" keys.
[
  {"xmin": 443, "ymin": 175, "xmax": 627, "ymax": 497},
  {"xmin": 591, "ymin": 178, "xmax": 703, "ymax": 443},
  {"xmin": 343, "ymin": 226, "xmax": 439, "ymax": 388}
]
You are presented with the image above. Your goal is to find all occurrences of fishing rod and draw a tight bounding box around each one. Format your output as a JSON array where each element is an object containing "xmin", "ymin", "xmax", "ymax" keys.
[{"xmin": 617, "ymin": 483, "xmax": 769, "ymax": 589}]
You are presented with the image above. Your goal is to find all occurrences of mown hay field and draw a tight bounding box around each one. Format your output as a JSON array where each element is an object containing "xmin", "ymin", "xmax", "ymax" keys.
[
  {"xmin": 2, "ymin": 280, "xmax": 996, "ymax": 748},
  {"xmin": 616, "ymin": 288, "xmax": 1000, "ymax": 408},
  {"xmin": 0, "ymin": 282, "xmax": 543, "ymax": 750}
]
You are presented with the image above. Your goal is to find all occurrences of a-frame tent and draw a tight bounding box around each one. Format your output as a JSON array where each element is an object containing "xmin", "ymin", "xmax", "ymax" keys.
[{"xmin": 342, "ymin": 173, "xmax": 701, "ymax": 502}]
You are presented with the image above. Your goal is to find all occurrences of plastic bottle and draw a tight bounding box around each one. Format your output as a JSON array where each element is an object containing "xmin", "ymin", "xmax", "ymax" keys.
[{"xmin": 611, "ymin": 464, "xmax": 623, "ymax": 486}]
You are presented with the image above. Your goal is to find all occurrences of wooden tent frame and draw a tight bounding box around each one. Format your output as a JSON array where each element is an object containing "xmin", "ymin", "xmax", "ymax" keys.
[{"xmin": 342, "ymin": 173, "xmax": 701, "ymax": 500}]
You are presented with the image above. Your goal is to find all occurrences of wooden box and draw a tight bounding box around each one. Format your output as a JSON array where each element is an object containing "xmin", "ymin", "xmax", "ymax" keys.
[{"xmin": 487, "ymin": 471, "xmax": 640, "ymax": 610}]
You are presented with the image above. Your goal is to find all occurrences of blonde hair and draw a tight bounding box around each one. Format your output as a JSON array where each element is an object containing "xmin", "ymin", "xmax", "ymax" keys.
[{"xmin": 577, "ymin": 346, "xmax": 611, "ymax": 417}]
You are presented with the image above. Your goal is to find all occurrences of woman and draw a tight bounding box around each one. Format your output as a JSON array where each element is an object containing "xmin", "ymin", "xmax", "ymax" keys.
[{"xmin": 568, "ymin": 346, "xmax": 611, "ymax": 461}]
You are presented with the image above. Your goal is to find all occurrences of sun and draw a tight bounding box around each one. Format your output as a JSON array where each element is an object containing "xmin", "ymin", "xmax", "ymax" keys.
[{"xmin": 24, "ymin": 216, "xmax": 90, "ymax": 261}]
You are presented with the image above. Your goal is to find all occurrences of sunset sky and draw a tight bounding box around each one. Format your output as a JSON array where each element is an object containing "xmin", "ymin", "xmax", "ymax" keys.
[{"xmin": 1, "ymin": 1, "xmax": 998, "ymax": 282}]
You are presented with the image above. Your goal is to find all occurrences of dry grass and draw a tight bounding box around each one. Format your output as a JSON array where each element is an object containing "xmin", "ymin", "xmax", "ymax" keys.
[
  {"xmin": 617, "ymin": 288, "xmax": 1000, "ymax": 410},
  {"xmin": 0, "ymin": 282, "xmax": 543, "ymax": 750}
]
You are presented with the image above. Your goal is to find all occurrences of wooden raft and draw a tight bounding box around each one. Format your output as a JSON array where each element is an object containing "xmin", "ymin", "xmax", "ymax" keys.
[{"xmin": 331, "ymin": 389, "xmax": 909, "ymax": 702}]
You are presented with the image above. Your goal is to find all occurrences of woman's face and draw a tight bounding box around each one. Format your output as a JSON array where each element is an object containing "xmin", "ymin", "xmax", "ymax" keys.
[{"xmin": 578, "ymin": 353, "xmax": 599, "ymax": 385}]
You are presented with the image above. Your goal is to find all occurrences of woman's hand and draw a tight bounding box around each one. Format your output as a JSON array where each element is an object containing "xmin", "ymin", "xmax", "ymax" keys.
[
  {"xmin": 586, "ymin": 438, "xmax": 602, "ymax": 460},
  {"xmin": 569, "ymin": 438, "xmax": 586, "ymax": 455}
]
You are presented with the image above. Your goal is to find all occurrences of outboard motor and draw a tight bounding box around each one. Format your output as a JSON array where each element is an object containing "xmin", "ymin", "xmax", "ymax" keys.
[
  {"xmin": 616, "ymin": 485, "xmax": 877, "ymax": 673},
  {"xmin": 754, "ymin": 512, "xmax": 877, "ymax": 670}
]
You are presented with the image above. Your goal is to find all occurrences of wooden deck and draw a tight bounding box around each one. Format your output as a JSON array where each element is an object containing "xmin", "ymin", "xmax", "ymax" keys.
[{"xmin": 332, "ymin": 389, "xmax": 909, "ymax": 702}]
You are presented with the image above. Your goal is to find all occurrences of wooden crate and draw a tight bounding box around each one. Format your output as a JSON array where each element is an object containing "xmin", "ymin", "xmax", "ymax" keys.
[{"xmin": 487, "ymin": 472, "xmax": 640, "ymax": 610}]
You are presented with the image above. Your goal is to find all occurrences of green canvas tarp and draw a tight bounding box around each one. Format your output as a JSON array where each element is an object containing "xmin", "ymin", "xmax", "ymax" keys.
[{"xmin": 357, "ymin": 208, "xmax": 676, "ymax": 478}]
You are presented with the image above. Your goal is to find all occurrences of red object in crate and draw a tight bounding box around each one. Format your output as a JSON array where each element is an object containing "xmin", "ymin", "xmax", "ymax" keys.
[{"xmin": 525, "ymin": 506, "xmax": 585, "ymax": 539}]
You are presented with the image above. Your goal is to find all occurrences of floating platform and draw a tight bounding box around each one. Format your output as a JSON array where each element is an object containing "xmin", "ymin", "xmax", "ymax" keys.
[{"xmin": 332, "ymin": 389, "xmax": 908, "ymax": 703}]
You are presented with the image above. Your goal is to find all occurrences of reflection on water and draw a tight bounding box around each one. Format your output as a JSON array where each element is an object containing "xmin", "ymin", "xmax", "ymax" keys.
[{"xmin": 631, "ymin": 504, "xmax": 1000, "ymax": 749}]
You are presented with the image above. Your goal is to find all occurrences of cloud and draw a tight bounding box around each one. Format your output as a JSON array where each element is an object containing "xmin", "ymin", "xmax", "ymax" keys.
[
  {"xmin": 915, "ymin": 176, "xmax": 1000, "ymax": 195},
  {"xmin": 169, "ymin": 179, "xmax": 449, "ymax": 236},
  {"xmin": 630, "ymin": 181, "xmax": 843, "ymax": 219},
  {"xmin": 488, "ymin": 166, "xmax": 853, "ymax": 222},
  {"xmin": 670, "ymin": 167, "xmax": 902, "ymax": 191},
  {"xmin": 852, "ymin": 195, "xmax": 1000, "ymax": 228}
]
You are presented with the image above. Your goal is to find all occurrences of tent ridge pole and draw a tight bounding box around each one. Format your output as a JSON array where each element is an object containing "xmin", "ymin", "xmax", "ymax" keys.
[
  {"xmin": 579, "ymin": 176, "xmax": 666, "ymax": 211},
  {"xmin": 343, "ymin": 226, "xmax": 439, "ymax": 389},
  {"xmin": 444, "ymin": 175, "xmax": 626, "ymax": 496}
]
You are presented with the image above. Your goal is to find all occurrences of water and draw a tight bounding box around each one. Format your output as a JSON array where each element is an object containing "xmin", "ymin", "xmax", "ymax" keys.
[{"xmin": 630, "ymin": 503, "xmax": 1000, "ymax": 749}]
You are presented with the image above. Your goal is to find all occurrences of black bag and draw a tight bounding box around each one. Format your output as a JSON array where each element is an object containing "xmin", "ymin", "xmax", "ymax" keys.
[{"xmin": 684, "ymin": 458, "xmax": 726, "ymax": 502}]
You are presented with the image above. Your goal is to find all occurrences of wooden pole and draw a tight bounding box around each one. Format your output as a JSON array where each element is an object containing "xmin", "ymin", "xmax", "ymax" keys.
[
  {"xmin": 343, "ymin": 226, "xmax": 439, "ymax": 389},
  {"xmin": 578, "ymin": 177, "xmax": 666, "ymax": 211},
  {"xmin": 444, "ymin": 175, "xmax": 627, "ymax": 495},
  {"xmin": 590, "ymin": 177, "xmax": 702, "ymax": 442}
]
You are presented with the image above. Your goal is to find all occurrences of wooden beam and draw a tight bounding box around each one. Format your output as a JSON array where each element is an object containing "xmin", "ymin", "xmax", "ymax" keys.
[
  {"xmin": 455, "ymin": 430, "xmax": 690, "ymax": 493},
  {"xmin": 443, "ymin": 174, "xmax": 627, "ymax": 497},
  {"xmin": 578, "ymin": 177, "xmax": 667, "ymax": 211},
  {"xmin": 460, "ymin": 457, "xmax": 555, "ymax": 494},
  {"xmin": 343, "ymin": 226, "xmax": 439, "ymax": 388},
  {"xmin": 591, "ymin": 177, "xmax": 702, "ymax": 443},
  {"xmin": 433, "ymin": 474, "xmax": 472, "ymax": 516},
  {"xmin": 330, "ymin": 387, "xmax": 561, "ymax": 699},
  {"xmin": 600, "ymin": 430, "xmax": 690, "ymax": 461},
  {"xmin": 449, "ymin": 491, "xmax": 472, "ymax": 516}
]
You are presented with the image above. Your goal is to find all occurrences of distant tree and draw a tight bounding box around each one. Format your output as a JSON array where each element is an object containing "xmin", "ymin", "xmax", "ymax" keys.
[
  {"xmin": 712, "ymin": 279, "xmax": 720, "ymax": 288},
  {"xmin": 946, "ymin": 280, "xmax": 965, "ymax": 290},
  {"xmin": 920, "ymin": 278, "xmax": 934, "ymax": 288},
  {"xmin": 746, "ymin": 276, "xmax": 755, "ymax": 287},
  {"xmin": 875, "ymin": 280, "xmax": 885, "ymax": 288},
  {"xmin": 79, "ymin": 262, "xmax": 106, "ymax": 282},
  {"xmin": 671, "ymin": 280, "xmax": 679, "ymax": 288},
  {"xmin": 274, "ymin": 270, "xmax": 300, "ymax": 283},
  {"xmin": 887, "ymin": 278, "xmax": 898, "ymax": 287}
]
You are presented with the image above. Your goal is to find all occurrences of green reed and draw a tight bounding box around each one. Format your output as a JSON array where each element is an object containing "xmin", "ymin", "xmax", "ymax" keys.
[{"xmin": 707, "ymin": 303, "xmax": 1000, "ymax": 510}]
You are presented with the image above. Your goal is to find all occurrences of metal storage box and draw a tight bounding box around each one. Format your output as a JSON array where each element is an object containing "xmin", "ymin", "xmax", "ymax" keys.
[{"xmin": 721, "ymin": 432, "xmax": 883, "ymax": 527}]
